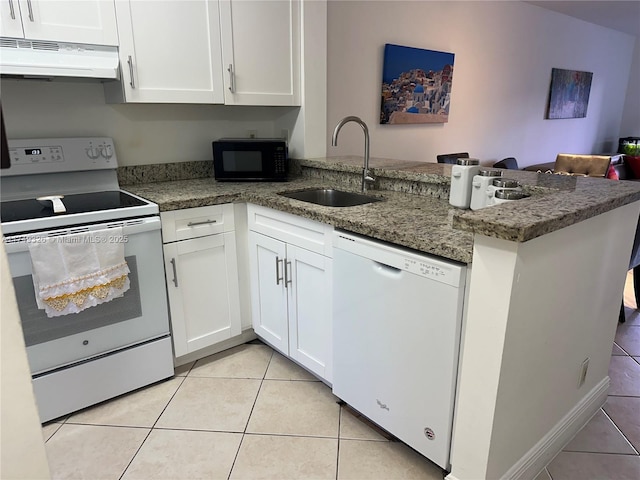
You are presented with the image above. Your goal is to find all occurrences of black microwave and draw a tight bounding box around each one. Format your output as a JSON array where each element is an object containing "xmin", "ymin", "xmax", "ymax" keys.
[{"xmin": 212, "ymin": 138, "xmax": 289, "ymax": 181}]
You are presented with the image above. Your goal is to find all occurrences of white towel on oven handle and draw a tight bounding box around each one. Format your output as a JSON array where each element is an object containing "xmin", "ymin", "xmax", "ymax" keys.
[{"xmin": 27, "ymin": 227, "xmax": 130, "ymax": 318}]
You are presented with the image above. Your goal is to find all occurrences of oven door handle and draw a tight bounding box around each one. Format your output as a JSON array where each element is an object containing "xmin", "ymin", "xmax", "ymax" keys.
[
  {"xmin": 2, "ymin": 217, "xmax": 161, "ymax": 254},
  {"xmin": 170, "ymin": 258, "xmax": 179, "ymax": 288}
]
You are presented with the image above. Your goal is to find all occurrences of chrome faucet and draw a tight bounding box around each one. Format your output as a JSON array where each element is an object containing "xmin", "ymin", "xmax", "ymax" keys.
[{"xmin": 331, "ymin": 116, "xmax": 375, "ymax": 192}]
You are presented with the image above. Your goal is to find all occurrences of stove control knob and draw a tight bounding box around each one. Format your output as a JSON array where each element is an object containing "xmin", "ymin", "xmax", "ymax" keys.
[
  {"xmin": 82, "ymin": 340, "xmax": 89, "ymax": 346},
  {"xmin": 85, "ymin": 147, "xmax": 100, "ymax": 160},
  {"xmin": 100, "ymin": 144, "xmax": 114, "ymax": 160}
]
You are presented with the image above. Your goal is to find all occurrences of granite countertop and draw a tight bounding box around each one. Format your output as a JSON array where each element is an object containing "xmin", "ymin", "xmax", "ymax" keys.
[
  {"xmin": 127, "ymin": 175, "xmax": 474, "ymax": 263},
  {"xmin": 122, "ymin": 156, "xmax": 640, "ymax": 265},
  {"xmin": 301, "ymin": 157, "xmax": 640, "ymax": 242}
]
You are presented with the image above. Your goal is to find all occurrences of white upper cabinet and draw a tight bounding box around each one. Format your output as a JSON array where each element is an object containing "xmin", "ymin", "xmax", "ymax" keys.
[
  {"xmin": 219, "ymin": 0, "xmax": 300, "ymax": 106},
  {"xmin": 107, "ymin": 0, "xmax": 300, "ymax": 105},
  {"xmin": 1, "ymin": 0, "xmax": 118, "ymax": 45},
  {"xmin": 108, "ymin": 0, "xmax": 224, "ymax": 103}
]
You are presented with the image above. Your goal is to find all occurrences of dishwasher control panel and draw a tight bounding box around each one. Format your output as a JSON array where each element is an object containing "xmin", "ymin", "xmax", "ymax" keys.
[
  {"xmin": 333, "ymin": 231, "xmax": 465, "ymax": 288},
  {"xmin": 403, "ymin": 257, "xmax": 450, "ymax": 280}
]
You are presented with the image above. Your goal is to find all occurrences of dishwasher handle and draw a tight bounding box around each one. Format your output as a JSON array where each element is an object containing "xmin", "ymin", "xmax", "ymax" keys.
[{"xmin": 373, "ymin": 261, "xmax": 402, "ymax": 276}]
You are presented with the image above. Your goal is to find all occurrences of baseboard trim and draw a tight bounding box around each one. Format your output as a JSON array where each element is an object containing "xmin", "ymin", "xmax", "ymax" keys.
[
  {"xmin": 445, "ymin": 377, "xmax": 609, "ymax": 480},
  {"xmin": 173, "ymin": 329, "xmax": 257, "ymax": 367},
  {"xmin": 500, "ymin": 376, "xmax": 609, "ymax": 480}
]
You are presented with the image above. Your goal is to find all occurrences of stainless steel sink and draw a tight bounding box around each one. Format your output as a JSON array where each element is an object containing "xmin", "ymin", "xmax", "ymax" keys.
[{"xmin": 279, "ymin": 188, "xmax": 383, "ymax": 207}]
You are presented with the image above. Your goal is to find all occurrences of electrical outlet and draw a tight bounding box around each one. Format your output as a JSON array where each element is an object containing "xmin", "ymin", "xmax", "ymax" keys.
[
  {"xmin": 248, "ymin": 130, "xmax": 257, "ymax": 139},
  {"xmin": 578, "ymin": 357, "xmax": 589, "ymax": 387}
]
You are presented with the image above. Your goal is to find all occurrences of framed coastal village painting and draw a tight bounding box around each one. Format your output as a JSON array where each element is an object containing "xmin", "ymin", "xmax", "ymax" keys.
[
  {"xmin": 380, "ymin": 43, "xmax": 455, "ymax": 125},
  {"xmin": 546, "ymin": 68, "xmax": 593, "ymax": 119}
]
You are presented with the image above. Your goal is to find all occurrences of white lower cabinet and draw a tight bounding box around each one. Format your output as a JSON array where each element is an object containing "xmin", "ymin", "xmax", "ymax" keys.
[
  {"xmin": 161, "ymin": 205, "xmax": 241, "ymax": 358},
  {"xmin": 247, "ymin": 205, "xmax": 332, "ymax": 382}
]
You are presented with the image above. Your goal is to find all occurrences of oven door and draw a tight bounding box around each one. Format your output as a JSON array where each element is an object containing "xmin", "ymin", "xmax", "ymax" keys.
[{"xmin": 3, "ymin": 216, "xmax": 170, "ymax": 375}]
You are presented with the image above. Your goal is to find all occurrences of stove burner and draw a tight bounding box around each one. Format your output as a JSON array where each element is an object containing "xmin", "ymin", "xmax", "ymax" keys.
[{"xmin": 1, "ymin": 191, "xmax": 148, "ymax": 223}]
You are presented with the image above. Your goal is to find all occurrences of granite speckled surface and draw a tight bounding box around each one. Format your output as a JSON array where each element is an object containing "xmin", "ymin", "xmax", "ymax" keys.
[
  {"xmin": 299, "ymin": 157, "xmax": 640, "ymax": 242},
  {"xmin": 126, "ymin": 175, "xmax": 474, "ymax": 263},
  {"xmin": 122, "ymin": 156, "xmax": 640, "ymax": 264},
  {"xmin": 118, "ymin": 160, "xmax": 213, "ymax": 185}
]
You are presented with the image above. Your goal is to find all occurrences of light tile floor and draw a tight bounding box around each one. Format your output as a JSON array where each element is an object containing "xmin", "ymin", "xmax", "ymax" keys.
[
  {"xmin": 42, "ymin": 273, "xmax": 640, "ymax": 480},
  {"xmin": 539, "ymin": 271, "xmax": 640, "ymax": 480},
  {"xmin": 43, "ymin": 342, "xmax": 444, "ymax": 480}
]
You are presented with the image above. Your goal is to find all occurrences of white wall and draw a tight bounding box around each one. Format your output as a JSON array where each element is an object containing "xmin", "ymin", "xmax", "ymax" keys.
[
  {"xmin": 0, "ymin": 78, "xmax": 298, "ymax": 166},
  {"xmin": 621, "ymin": 37, "xmax": 640, "ymax": 137},
  {"xmin": 326, "ymin": 0, "xmax": 636, "ymax": 167},
  {"xmin": 1, "ymin": 242, "xmax": 51, "ymax": 480}
]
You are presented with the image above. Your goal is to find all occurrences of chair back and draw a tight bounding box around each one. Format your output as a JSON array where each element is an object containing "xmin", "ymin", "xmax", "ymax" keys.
[
  {"xmin": 553, "ymin": 154, "xmax": 612, "ymax": 177},
  {"xmin": 492, "ymin": 157, "xmax": 519, "ymax": 170},
  {"xmin": 437, "ymin": 152, "xmax": 469, "ymax": 164}
]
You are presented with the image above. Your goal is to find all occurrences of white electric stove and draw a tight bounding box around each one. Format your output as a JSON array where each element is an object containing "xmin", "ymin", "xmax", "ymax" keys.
[{"xmin": 1, "ymin": 137, "xmax": 174, "ymax": 423}]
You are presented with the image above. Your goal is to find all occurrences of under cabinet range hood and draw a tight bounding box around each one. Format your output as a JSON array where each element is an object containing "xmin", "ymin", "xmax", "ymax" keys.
[{"xmin": 0, "ymin": 38, "xmax": 119, "ymax": 80}]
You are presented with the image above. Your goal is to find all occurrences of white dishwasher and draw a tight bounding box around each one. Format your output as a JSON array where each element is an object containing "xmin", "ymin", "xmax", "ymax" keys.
[{"xmin": 332, "ymin": 230, "xmax": 466, "ymax": 470}]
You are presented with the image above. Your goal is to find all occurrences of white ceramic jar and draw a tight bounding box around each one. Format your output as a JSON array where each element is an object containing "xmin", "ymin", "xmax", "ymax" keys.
[
  {"xmin": 487, "ymin": 178, "xmax": 521, "ymax": 206},
  {"xmin": 449, "ymin": 158, "xmax": 481, "ymax": 209},
  {"xmin": 470, "ymin": 169, "xmax": 503, "ymax": 210},
  {"xmin": 493, "ymin": 189, "xmax": 530, "ymax": 205}
]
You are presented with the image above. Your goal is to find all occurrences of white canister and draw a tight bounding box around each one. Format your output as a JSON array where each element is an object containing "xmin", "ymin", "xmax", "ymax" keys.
[
  {"xmin": 493, "ymin": 189, "xmax": 530, "ymax": 205},
  {"xmin": 449, "ymin": 158, "xmax": 481, "ymax": 209},
  {"xmin": 470, "ymin": 169, "xmax": 503, "ymax": 211},
  {"xmin": 487, "ymin": 178, "xmax": 521, "ymax": 206}
]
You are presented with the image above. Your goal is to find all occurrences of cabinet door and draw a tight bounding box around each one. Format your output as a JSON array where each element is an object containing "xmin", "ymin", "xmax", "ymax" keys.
[
  {"xmin": 248, "ymin": 231, "xmax": 289, "ymax": 354},
  {"xmin": 18, "ymin": 0, "xmax": 118, "ymax": 45},
  {"xmin": 113, "ymin": 0, "xmax": 224, "ymax": 103},
  {"xmin": 164, "ymin": 232, "xmax": 241, "ymax": 358},
  {"xmin": 219, "ymin": 0, "xmax": 300, "ymax": 106},
  {"xmin": 287, "ymin": 245, "xmax": 332, "ymax": 382},
  {"xmin": 0, "ymin": 0, "xmax": 25, "ymax": 38}
]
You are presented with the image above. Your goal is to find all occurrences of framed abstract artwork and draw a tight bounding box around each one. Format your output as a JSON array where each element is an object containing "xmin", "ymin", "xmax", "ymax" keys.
[
  {"xmin": 546, "ymin": 68, "xmax": 593, "ymax": 119},
  {"xmin": 380, "ymin": 44, "xmax": 455, "ymax": 125}
]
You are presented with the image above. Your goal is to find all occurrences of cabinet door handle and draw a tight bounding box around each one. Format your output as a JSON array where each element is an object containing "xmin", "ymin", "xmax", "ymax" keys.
[
  {"xmin": 275, "ymin": 256, "xmax": 284, "ymax": 285},
  {"xmin": 170, "ymin": 258, "xmax": 179, "ymax": 287},
  {"xmin": 26, "ymin": 0, "xmax": 34, "ymax": 21},
  {"xmin": 187, "ymin": 219, "xmax": 217, "ymax": 227},
  {"xmin": 8, "ymin": 0, "xmax": 16, "ymax": 19},
  {"xmin": 227, "ymin": 64, "xmax": 235, "ymax": 93},
  {"xmin": 284, "ymin": 259, "xmax": 292, "ymax": 287},
  {"xmin": 127, "ymin": 55, "xmax": 135, "ymax": 88}
]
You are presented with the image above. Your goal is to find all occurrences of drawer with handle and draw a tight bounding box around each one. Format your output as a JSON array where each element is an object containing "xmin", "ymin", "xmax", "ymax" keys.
[{"xmin": 161, "ymin": 204, "xmax": 235, "ymax": 243}]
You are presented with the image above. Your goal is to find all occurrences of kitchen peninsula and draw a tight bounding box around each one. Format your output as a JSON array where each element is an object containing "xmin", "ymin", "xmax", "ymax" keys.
[{"xmin": 123, "ymin": 157, "xmax": 640, "ymax": 480}]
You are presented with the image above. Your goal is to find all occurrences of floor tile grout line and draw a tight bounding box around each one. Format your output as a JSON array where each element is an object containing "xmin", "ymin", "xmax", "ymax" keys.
[
  {"xmin": 118, "ymin": 374, "xmax": 188, "ymax": 480},
  {"xmin": 61, "ymin": 422, "xmax": 154, "ymax": 429},
  {"xmin": 561, "ymin": 449, "xmax": 640, "ymax": 456},
  {"xmin": 556, "ymin": 450, "xmax": 640, "ymax": 457},
  {"xmin": 226, "ymin": 349, "xmax": 274, "ymax": 480},
  {"xmin": 233, "ymin": 431, "xmax": 345, "ymax": 440},
  {"xmin": 613, "ymin": 341, "xmax": 637, "ymax": 357},
  {"xmin": 243, "ymin": 349, "xmax": 273, "ymax": 435},
  {"xmin": 612, "ymin": 341, "xmax": 631, "ymax": 357},
  {"xmin": 117, "ymin": 427, "xmax": 153, "ymax": 480},
  {"xmin": 600, "ymin": 406, "xmax": 640, "ymax": 455},
  {"xmin": 186, "ymin": 374, "xmax": 320, "ymax": 382},
  {"xmin": 227, "ymin": 434, "xmax": 246, "ymax": 480},
  {"xmin": 336, "ymin": 405, "xmax": 343, "ymax": 480},
  {"xmin": 43, "ymin": 422, "xmax": 64, "ymax": 443}
]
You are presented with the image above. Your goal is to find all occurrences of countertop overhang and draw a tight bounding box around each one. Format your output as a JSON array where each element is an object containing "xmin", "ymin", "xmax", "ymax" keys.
[{"xmin": 122, "ymin": 157, "xmax": 640, "ymax": 264}]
